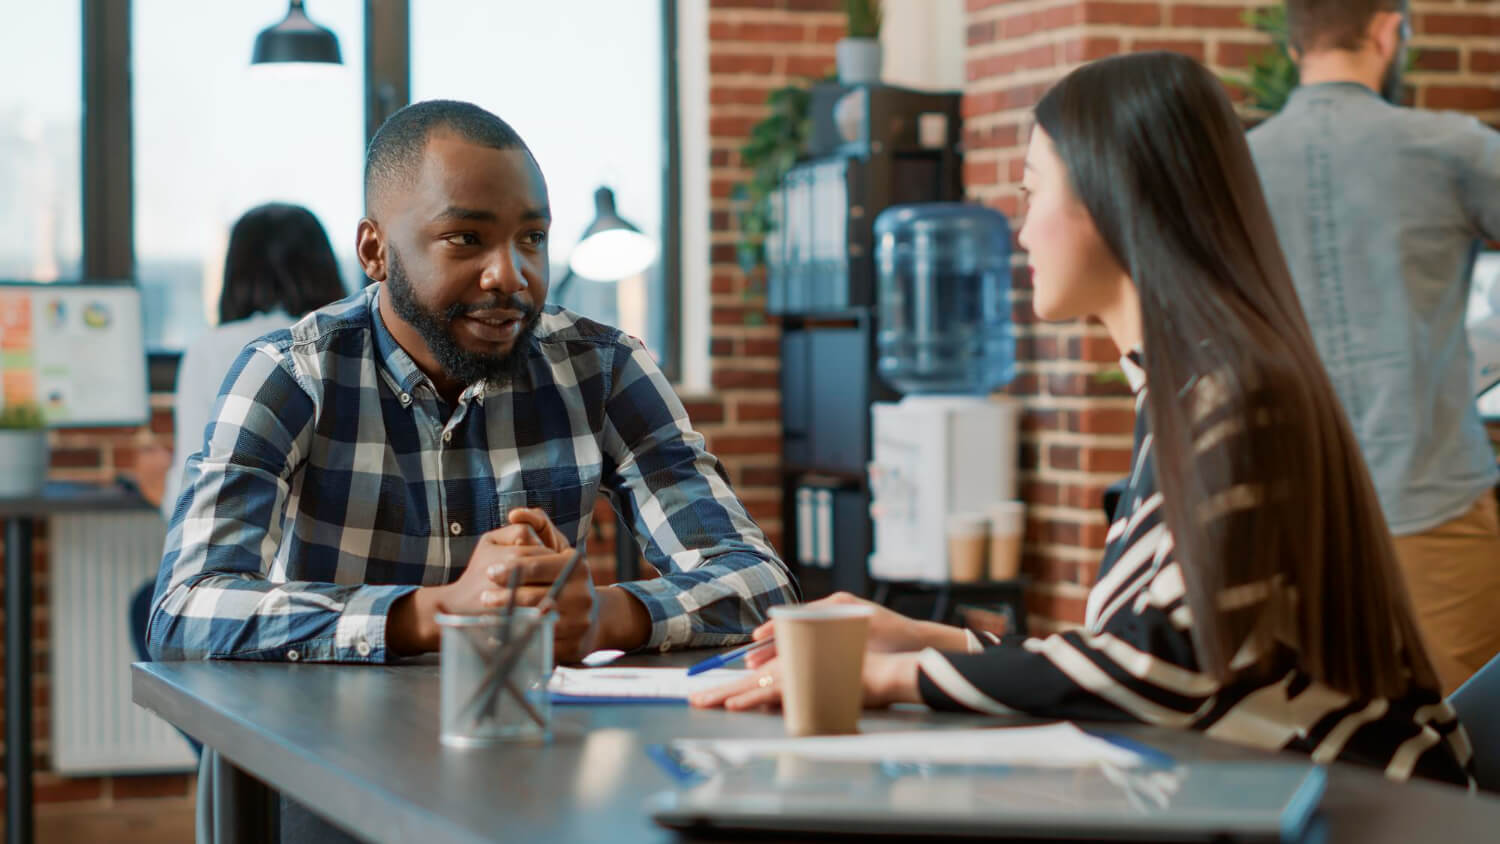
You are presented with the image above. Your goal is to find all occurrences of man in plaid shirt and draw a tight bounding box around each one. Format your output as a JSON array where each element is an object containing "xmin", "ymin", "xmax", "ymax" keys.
[{"xmin": 148, "ymin": 100, "xmax": 797, "ymax": 664}]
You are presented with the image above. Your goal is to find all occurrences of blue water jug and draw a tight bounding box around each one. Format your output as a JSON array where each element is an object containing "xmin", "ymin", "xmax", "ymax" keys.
[{"xmin": 874, "ymin": 203, "xmax": 1015, "ymax": 395}]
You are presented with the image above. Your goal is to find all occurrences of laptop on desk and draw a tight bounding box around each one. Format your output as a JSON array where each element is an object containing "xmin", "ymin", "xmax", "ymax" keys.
[{"xmin": 650, "ymin": 758, "xmax": 1327, "ymax": 843}]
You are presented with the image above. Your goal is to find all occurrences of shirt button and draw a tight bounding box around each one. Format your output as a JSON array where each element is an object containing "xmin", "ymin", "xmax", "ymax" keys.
[
  {"xmin": 287, "ymin": 649, "xmax": 300, "ymax": 662},
  {"xmin": 356, "ymin": 641, "xmax": 372, "ymax": 657},
  {"xmin": 449, "ymin": 521, "xmax": 462, "ymax": 536},
  {"xmin": 442, "ymin": 430, "xmax": 453, "ymax": 444},
  {"xmin": 399, "ymin": 393, "xmax": 412, "ymax": 407}
]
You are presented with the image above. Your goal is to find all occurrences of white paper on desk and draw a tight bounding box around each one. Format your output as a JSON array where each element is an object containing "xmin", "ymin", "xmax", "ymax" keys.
[
  {"xmin": 548, "ymin": 666, "xmax": 750, "ymax": 700},
  {"xmin": 672, "ymin": 723, "xmax": 1143, "ymax": 768}
]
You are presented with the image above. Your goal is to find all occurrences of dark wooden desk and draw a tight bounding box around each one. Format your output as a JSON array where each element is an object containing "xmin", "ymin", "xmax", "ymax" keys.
[
  {"xmin": 1, "ymin": 481, "xmax": 151, "ymax": 844},
  {"xmin": 132, "ymin": 653, "xmax": 1500, "ymax": 843}
]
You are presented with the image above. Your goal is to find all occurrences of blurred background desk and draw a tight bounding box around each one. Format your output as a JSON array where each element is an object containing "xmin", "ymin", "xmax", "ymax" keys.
[{"xmin": 0, "ymin": 482, "xmax": 159, "ymax": 844}]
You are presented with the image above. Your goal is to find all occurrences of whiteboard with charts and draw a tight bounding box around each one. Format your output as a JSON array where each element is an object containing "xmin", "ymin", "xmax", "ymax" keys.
[{"xmin": 0, "ymin": 282, "xmax": 148, "ymax": 427}]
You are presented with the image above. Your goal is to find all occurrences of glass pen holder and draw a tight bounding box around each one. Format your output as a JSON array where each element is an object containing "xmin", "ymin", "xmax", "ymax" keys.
[{"xmin": 437, "ymin": 609, "xmax": 553, "ymax": 747}]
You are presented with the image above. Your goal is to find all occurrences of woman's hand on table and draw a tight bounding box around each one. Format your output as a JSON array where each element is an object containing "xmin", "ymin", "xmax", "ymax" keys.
[
  {"xmin": 739, "ymin": 592, "xmax": 972, "ymax": 670},
  {"xmin": 689, "ymin": 650, "xmax": 925, "ymax": 710}
]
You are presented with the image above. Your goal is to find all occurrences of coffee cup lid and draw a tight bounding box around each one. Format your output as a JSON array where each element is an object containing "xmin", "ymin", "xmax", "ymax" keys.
[
  {"xmin": 770, "ymin": 604, "xmax": 876, "ymax": 621},
  {"xmin": 945, "ymin": 512, "xmax": 990, "ymax": 534}
]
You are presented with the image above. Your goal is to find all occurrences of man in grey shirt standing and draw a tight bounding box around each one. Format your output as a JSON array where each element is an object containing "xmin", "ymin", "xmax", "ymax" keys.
[{"xmin": 1250, "ymin": 0, "xmax": 1500, "ymax": 693}]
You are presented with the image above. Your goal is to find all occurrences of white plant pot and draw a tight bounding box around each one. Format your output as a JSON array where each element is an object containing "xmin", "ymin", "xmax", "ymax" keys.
[
  {"xmin": 0, "ymin": 429, "xmax": 48, "ymax": 498},
  {"xmin": 837, "ymin": 38, "xmax": 883, "ymax": 86}
]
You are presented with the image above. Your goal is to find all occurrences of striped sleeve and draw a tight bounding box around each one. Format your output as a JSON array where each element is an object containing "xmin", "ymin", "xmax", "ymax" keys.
[{"xmin": 917, "ymin": 603, "xmax": 1211, "ymax": 723}]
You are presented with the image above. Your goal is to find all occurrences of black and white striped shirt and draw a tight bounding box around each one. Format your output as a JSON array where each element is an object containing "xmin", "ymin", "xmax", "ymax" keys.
[{"xmin": 916, "ymin": 355, "xmax": 1475, "ymax": 787}]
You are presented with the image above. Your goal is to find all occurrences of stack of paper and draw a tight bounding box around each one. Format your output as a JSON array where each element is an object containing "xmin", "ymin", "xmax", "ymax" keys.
[{"xmin": 548, "ymin": 666, "xmax": 749, "ymax": 703}]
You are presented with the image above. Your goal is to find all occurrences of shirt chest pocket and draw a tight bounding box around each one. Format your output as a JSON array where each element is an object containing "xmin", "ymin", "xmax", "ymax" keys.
[{"xmin": 496, "ymin": 482, "xmax": 598, "ymax": 549}]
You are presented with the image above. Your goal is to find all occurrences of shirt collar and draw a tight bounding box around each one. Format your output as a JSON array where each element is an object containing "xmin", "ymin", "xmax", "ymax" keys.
[
  {"xmin": 1119, "ymin": 349, "xmax": 1147, "ymax": 394},
  {"xmin": 369, "ymin": 285, "xmax": 434, "ymax": 399},
  {"xmin": 1287, "ymin": 81, "xmax": 1381, "ymax": 107}
]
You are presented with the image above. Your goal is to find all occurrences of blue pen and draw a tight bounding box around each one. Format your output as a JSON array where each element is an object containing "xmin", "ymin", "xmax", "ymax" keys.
[{"xmin": 685, "ymin": 637, "xmax": 776, "ymax": 676}]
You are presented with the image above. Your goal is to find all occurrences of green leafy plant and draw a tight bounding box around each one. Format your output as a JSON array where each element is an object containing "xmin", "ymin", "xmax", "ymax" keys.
[
  {"xmin": 1241, "ymin": 6, "xmax": 1300, "ymax": 113},
  {"xmin": 733, "ymin": 83, "xmax": 813, "ymax": 279},
  {"xmin": 844, "ymin": 0, "xmax": 882, "ymax": 40},
  {"xmin": 0, "ymin": 403, "xmax": 45, "ymax": 430},
  {"xmin": 1238, "ymin": 5, "xmax": 1420, "ymax": 115}
]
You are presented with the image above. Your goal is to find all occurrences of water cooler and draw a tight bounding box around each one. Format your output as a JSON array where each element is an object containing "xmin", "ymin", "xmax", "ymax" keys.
[{"xmin": 867, "ymin": 204, "xmax": 1020, "ymax": 584}]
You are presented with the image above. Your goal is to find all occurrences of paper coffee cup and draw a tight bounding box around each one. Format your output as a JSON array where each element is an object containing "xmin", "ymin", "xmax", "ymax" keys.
[
  {"xmin": 945, "ymin": 512, "xmax": 989, "ymax": 583},
  {"xmin": 769, "ymin": 604, "xmax": 874, "ymax": 737},
  {"xmin": 987, "ymin": 501, "xmax": 1025, "ymax": 581}
]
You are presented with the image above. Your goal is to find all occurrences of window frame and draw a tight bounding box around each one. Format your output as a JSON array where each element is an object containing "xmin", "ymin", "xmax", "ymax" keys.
[{"xmin": 84, "ymin": 0, "xmax": 682, "ymax": 386}]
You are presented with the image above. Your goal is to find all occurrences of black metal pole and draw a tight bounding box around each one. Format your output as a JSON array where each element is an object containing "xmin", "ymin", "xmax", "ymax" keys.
[{"xmin": 6, "ymin": 517, "xmax": 34, "ymax": 844}]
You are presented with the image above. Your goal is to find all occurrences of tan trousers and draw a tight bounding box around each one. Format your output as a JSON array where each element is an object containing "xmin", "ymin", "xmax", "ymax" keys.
[{"xmin": 1392, "ymin": 491, "xmax": 1500, "ymax": 696}]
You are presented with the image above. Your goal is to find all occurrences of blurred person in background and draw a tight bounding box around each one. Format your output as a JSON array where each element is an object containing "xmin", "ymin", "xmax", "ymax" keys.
[{"xmin": 1248, "ymin": 0, "xmax": 1500, "ymax": 693}]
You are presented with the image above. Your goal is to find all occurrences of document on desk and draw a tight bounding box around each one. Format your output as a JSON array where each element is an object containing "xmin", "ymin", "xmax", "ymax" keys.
[
  {"xmin": 668, "ymin": 723, "xmax": 1148, "ymax": 769},
  {"xmin": 548, "ymin": 666, "xmax": 750, "ymax": 704}
]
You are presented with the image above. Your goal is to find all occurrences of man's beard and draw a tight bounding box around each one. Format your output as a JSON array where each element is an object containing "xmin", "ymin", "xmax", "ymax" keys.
[{"xmin": 384, "ymin": 247, "xmax": 541, "ymax": 390}]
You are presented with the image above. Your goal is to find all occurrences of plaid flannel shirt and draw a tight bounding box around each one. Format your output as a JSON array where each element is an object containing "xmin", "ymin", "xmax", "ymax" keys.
[{"xmin": 148, "ymin": 285, "xmax": 797, "ymax": 662}]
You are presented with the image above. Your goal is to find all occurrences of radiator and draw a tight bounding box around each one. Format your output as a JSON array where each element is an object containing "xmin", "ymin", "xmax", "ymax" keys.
[{"xmin": 51, "ymin": 512, "xmax": 197, "ymax": 774}]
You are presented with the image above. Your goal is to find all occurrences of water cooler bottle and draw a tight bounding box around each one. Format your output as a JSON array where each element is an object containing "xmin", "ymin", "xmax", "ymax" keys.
[{"xmin": 867, "ymin": 203, "xmax": 1020, "ymax": 583}]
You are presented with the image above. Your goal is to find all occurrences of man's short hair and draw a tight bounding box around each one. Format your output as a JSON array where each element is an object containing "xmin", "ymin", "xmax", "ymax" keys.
[
  {"xmin": 364, "ymin": 100, "xmax": 531, "ymax": 214},
  {"xmin": 1285, "ymin": 0, "xmax": 1408, "ymax": 54}
]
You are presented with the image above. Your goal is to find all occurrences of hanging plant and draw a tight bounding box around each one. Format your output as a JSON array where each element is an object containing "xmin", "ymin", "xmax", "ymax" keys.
[
  {"xmin": 733, "ymin": 82, "xmax": 813, "ymax": 280},
  {"xmin": 1241, "ymin": 6, "xmax": 1300, "ymax": 113}
]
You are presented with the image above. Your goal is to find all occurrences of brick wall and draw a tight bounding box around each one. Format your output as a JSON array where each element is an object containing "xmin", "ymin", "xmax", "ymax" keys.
[
  {"xmin": 686, "ymin": 0, "xmax": 847, "ymax": 554},
  {"xmin": 964, "ymin": 0, "xmax": 1500, "ymax": 632}
]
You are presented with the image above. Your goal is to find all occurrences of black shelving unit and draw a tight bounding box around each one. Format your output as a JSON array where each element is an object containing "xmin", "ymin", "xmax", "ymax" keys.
[{"xmin": 772, "ymin": 83, "xmax": 963, "ymax": 601}]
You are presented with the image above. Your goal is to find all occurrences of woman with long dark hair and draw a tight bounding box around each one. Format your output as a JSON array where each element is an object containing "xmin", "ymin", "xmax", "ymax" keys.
[
  {"xmin": 145, "ymin": 203, "xmax": 348, "ymax": 518},
  {"xmin": 695, "ymin": 51, "xmax": 1474, "ymax": 786}
]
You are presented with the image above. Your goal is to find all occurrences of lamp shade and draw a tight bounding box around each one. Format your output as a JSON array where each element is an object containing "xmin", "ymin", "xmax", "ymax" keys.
[
  {"xmin": 252, "ymin": 0, "xmax": 342, "ymax": 65},
  {"xmin": 568, "ymin": 187, "xmax": 658, "ymax": 282}
]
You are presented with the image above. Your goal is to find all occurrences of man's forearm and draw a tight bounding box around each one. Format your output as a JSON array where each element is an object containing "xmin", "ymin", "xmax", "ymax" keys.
[
  {"xmin": 597, "ymin": 585, "xmax": 653, "ymax": 651},
  {"xmin": 387, "ymin": 586, "xmax": 448, "ymax": 655}
]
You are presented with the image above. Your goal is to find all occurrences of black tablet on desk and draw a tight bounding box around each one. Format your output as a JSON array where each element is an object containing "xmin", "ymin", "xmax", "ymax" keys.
[{"xmin": 651, "ymin": 758, "xmax": 1327, "ymax": 843}]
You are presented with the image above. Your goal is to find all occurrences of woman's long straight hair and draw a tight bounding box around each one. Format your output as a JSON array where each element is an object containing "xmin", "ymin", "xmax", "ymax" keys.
[{"xmin": 1034, "ymin": 52, "xmax": 1437, "ymax": 699}]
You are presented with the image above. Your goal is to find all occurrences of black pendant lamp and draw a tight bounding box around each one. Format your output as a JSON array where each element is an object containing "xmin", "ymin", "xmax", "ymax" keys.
[
  {"xmin": 567, "ymin": 187, "xmax": 658, "ymax": 282},
  {"xmin": 251, "ymin": 0, "xmax": 343, "ymax": 66}
]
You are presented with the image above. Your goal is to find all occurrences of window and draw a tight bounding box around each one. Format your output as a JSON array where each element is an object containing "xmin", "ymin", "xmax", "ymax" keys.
[
  {"xmin": 132, "ymin": 0, "xmax": 364, "ymax": 350},
  {"xmin": 0, "ymin": 1, "xmax": 82, "ymax": 281},
  {"xmin": 411, "ymin": 0, "xmax": 671, "ymax": 363}
]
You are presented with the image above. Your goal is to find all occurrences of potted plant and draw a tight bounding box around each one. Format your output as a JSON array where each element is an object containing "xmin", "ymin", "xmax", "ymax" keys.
[
  {"xmin": 0, "ymin": 403, "xmax": 47, "ymax": 498},
  {"xmin": 837, "ymin": 0, "xmax": 882, "ymax": 85}
]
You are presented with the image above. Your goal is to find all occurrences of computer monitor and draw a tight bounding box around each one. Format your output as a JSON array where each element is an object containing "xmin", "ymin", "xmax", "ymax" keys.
[{"xmin": 0, "ymin": 281, "xmax": 149, "ymax": 428}]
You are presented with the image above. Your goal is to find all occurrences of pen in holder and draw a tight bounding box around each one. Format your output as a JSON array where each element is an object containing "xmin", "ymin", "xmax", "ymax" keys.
[{"xmin": 438, "ymin": 607, "xmax": 554, "ymax": 747}]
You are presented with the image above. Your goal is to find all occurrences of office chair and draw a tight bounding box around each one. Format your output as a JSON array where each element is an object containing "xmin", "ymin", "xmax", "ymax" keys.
[{"xmin": 1450, "ymin": 650, "xmax": 1500, "ymax": 792}]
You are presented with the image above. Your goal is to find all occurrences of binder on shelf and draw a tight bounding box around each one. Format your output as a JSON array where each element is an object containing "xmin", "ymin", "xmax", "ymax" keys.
[
  {"xmin": 814, "ymin": 489, "xmax": 834, "ymax": 569},
  {"xmin": 796, "ymin": 487, "xmax": 816, "ymax": 567}
]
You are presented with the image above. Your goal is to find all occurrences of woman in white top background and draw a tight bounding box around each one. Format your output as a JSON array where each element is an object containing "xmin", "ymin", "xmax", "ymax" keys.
[
  {"xmin": 129, "ymin": 203, "xmax": 348, "ymax": 708},
  {"xmin": 135, "ymin": 203, "xmax": 350, "ymax": 519}
]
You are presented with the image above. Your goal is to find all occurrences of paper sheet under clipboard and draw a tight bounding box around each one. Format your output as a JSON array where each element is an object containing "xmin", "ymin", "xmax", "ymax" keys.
[{"xmin": 548, "ymin": 666, "xmax": 750, "ymax": 704}]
